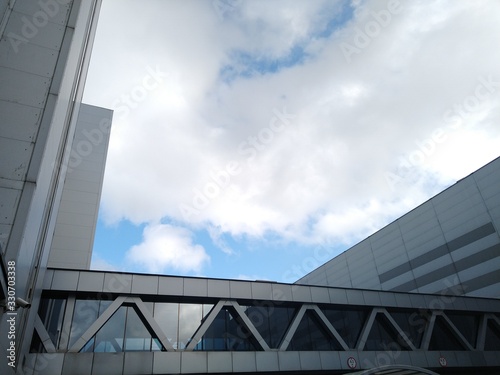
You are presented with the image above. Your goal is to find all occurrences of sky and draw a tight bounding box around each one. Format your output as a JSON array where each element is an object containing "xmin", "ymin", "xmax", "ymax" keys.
[{"xmin": 82, "ymin": 0, "xmax": 500, "ymax": 283}]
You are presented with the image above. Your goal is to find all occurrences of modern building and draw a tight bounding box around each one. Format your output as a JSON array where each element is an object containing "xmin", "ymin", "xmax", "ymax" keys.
[
  {"xmin": 0, "ymin": 0, "xmax": 105, "ymax": 373},
  {"xmin": 298, "ymin": 157, "xmax": 500, "ymax": 299},
  {"xmin": 1, "ymin": 1, "xmax": 500, "ymax": 374}
]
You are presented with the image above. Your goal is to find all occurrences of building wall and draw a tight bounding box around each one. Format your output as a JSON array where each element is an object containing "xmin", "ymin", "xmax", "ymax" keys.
[
  {"xmin": 48, "ymin": 104, "xmax": 113, "ymax": 269},
  {"xmin": 0, "ymin": 1, "xmax": 103, "ymax": 373},
  {"xmin": 298, "ymin": 157, "xmax": 500, "ymax": 298}
]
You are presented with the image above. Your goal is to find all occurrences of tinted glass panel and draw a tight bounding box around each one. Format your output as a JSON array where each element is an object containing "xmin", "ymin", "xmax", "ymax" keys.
[
  {"xmin": 178, "ymin": 304, "xmax": 206, "ymax": 349},
  {"xmin": 485, "ymin": 320, "xmax": 500, "ymax": 351},
  {"xmin": 429, "ymin": 316, "xmax": 466, "ymax": 350},
  {"xmin": 288, "ymin": 310, "xmax": 342, "ymax": 351},
  {"xmin": 69, "ymin": 299, "xmax": 99, "ymax": 349},
  {"xmin": 29, "ymin": 331, "xmax": 46, "ymax": 353},
  {"xmin": 94, "ymin": 306, "xmax": 126, "ymax": 352},
  {"xmin": 154, "ymin": 303, "xmax": 179, "ymax": 349},
  {"xmin": 446, "ymin": 312, "xmax": 479, "ymax": 347},
  {"xmin": 322, "ymin": 307, "xmax": 368, "ymax": 348},
  {"xmin": 243, "ymin": 305, "xmax": 295, "ymax": 348},
  {"xmin": 195, "ymin": 307, "xmax": 257, "ymax": 351},
  {"xmin": 365, "ymin": 313, "xmax": 410, "ymax": 351},
  {"xmin": 388, "ymin": 309, "xmax": 426, "ymax": 348},
  {"xmin": 38, "ymin": 298, "xmax": 66, "ymax": 348},
  {"xmin": 124, "ymin": 306, "xmax": 152, "ymax": 351}
]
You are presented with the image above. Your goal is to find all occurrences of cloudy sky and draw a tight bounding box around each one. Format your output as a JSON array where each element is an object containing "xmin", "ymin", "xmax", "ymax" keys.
[{"xmin": 82, "ymin": 0, "xmax": 500, "ymax": 282}]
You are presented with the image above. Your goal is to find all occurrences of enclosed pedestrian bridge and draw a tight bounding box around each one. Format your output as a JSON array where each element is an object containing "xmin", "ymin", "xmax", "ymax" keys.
[{"xmin": 25, "ymin": 269, "xmax": 500, "ymax": 374}]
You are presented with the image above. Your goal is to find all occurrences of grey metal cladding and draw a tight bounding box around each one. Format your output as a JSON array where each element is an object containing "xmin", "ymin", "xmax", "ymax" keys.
[
  {"xmin": 379, "ymin": 223, "xmax": 496, "ymax": 285},
  {"xmin": 379, "ymin": 261, "xmax": 412, "ymax": 283},
  {"xmin": 459, "ymin": 270, "xmax": 500, "ymax": 294},
  {"xmin": 446, "ymin": 222, "xmax": 496, "ymax": 252},
  {"xmin": 391, "ymin": 242, "xmax": 500, "ymax": 293}
]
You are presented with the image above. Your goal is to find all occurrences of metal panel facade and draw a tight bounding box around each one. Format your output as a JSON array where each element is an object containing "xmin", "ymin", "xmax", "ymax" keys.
[
  {"xmin": 47, "ymin": 104, "xmax": 113, "ymax": 269},
  {"xmin": 298, "ymin": 157, "xmax": 500, "ymax": 298}
]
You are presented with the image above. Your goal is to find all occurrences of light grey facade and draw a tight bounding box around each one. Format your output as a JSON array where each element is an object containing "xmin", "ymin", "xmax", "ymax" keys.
[
  {"xmin": 48, "ymin": 104, "xmax": 113, "ymax": 269},
  {"xmin": 0, "ymin": 1, "xmax": 104, "ymax": 373},
  {"xmin": 298, "ymin": 157, "xmax": 500, "ymax": 298}
]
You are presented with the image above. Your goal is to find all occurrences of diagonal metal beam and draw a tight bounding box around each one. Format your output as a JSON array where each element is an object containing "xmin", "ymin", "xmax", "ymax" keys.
[
  {"xmin": 185, "ymin": 300, "xmax": 226, "ymax": 351},
  {"xmin": 34, "ymin": 315, "xmax": 56, "ymax": 353},
  {"xmin": 420, "ymin": 312, "xmax": 436, "ymax": 350},
  {"xmin": 59, "ymin": 295, "xmax": 75, "ymax": 351},
  {"xmin": 311, "ymin": 305, "xmax": 349, "ymax": 350},
  {"xmin": 380, "ymin": 308, "xmax": 417, "ymax": 351},
  {"xmin": 439, "ymin": 312, "xmax": 474, "ymax": 351},
  {"xmin": 476, "ymin": 314, "xmax": 488, "ymax": 350},
  {"xmin": 68, "ymin": 295, "xmax": 127, "ymax": 352},
  {"xmin": 356, "ymin": 307, "xmax": 378, "ymax": 350},
  {"xmin": 279, "ymin": 304, "xmax": 308, "ymax": 351},
  {"xmin": 128, "ymin": 297, "xmax": 175, "ymax": 351},
  {"xmin": 228, "ymin": 300, "xmax": 270, "ymax": 351}
]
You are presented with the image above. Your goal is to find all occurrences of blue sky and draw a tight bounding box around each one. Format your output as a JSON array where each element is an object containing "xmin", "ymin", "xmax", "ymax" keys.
[{"xmin": 84, "ymin": 0, "xmax": 500, "ymax": 282}]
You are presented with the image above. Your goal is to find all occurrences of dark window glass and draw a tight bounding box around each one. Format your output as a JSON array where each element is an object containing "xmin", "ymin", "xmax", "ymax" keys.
[
  {"xmin": 485, "ymin": 319, "xmax": 500, "ymax": 351},
  {"xmin": 69, "ymin": 299, "xmax": 100, "ymax": 349},
  {"xmin": 29, "ymin": 331, "xmax": 46, "ymax": 353},
  {"xmin": 429, "ymin": 316, "xmax": 466, "ymax": 350},
  {"xmin": 94, "ymin": 306, "xmax": 126, "ymax": 352},
  {"xmin": 446, "ymin": 312, "xmax": 479, "ymax": 347},
  {"xmin": 388, "ymin": 309, "xmax": 427, "ymax": 348},
  {"xmin": 243, "ymin": 305, "xmax": 295, "ymax": 348},
  {"xmin": 322, "ymin": 307, "xmax": 368, "ymax": 348},
  {"xmin": 288, "ymin": 310, "xmax": 343, "ymax": 351},
  {"xmin": 38, "ymin": 298, "xmax": 66, "ymax": 349},
  {"xmin": 365, "ymin": 313, "xmax": 411, "ymax": 351},
  {"xmin": 154, "ymin": 303, "xmax": 179, "ymax": 349},
  {"xmin": 195, "ymin": 307, "xmax": 257, "ymax": 351}
]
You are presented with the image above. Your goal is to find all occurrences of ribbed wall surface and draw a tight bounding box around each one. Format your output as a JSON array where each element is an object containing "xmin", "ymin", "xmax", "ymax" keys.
[{"xmin": 298, "ymin": 157, "xmax": 500, "ymax": 298}]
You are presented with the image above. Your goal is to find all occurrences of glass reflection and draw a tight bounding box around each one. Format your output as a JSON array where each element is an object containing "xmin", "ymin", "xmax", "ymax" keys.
[
  {"xmin": 322, "ymin": 306, "xmax": 368, "ymax": 348},
  {"xmin": 288, "ymin": 310, "xmax": 342, "ymax": 351},
  {"xmin": 38, "ymin": 298, "xmax": 66, "ymax": 349},
  {"xmin": 154, "ymin": 303, "xmax": 179, "ymax": 349},
  {"xmin": 94, "ymin": 306, "xmax": 126, "ymax": 352},
  {"xmin": 388, "ymin": 309, "xmax": 426, "ymax": 348},
  {"xmin": 124, "ymin": 306, "xmax": 153, "ymax": 351},
  {"xmin": 365, "ymin": 313, "xmax": 410, "ymax": 351},
  {"xmin": 243, "ymin": 305, "xmax": 295, "ymax": 348},
  {"xmin": 195, "ymin": 308, "xmax": 256, "ymax": 351},
  {"xmin": 69, "ymin": 299, "xmax": 99, "ymax": 349}
]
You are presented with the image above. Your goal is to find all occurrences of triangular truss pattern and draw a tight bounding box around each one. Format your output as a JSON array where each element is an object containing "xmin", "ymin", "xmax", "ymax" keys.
[
  {"xmin": 33, "ymin": 295, "xmax": 498, "ymax": 353},
  {"xmin": 481, "ymin": 315, "xmax": 500, "ymax": 351},
  {"xmin": 279, "ymin": 305, "xmax": 349, "ymax": 351},
  {"xmin": 185, "ymin": 300, "xmax": 270, "ymax": 351},
  {"xmin": 33, "ymin": 315, "xmax": 56, "ymax": 353},
  {"xmin": 67, "ymin": 296, "xmax": 174, "ymax": 352},
  {"xmin": 357, "ymin": 308, "xmax": 416, "ymax": 351},
  {"xmin": 421, "ymin": 312, "xmax": 473, "ymax": 351}
]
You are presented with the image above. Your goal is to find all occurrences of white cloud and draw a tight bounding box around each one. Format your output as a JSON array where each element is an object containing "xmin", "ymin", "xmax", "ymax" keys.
[
  {"xmin": 126, "ymin": 224, "xmax": 210, "ymax": 274},
  {"xmin": 85, "ymin": 0, "xmax": 500, "ymax": 257},
  {"xmin": 91, "ymin": 254, "xmax": 120, "ymax": 272}
]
